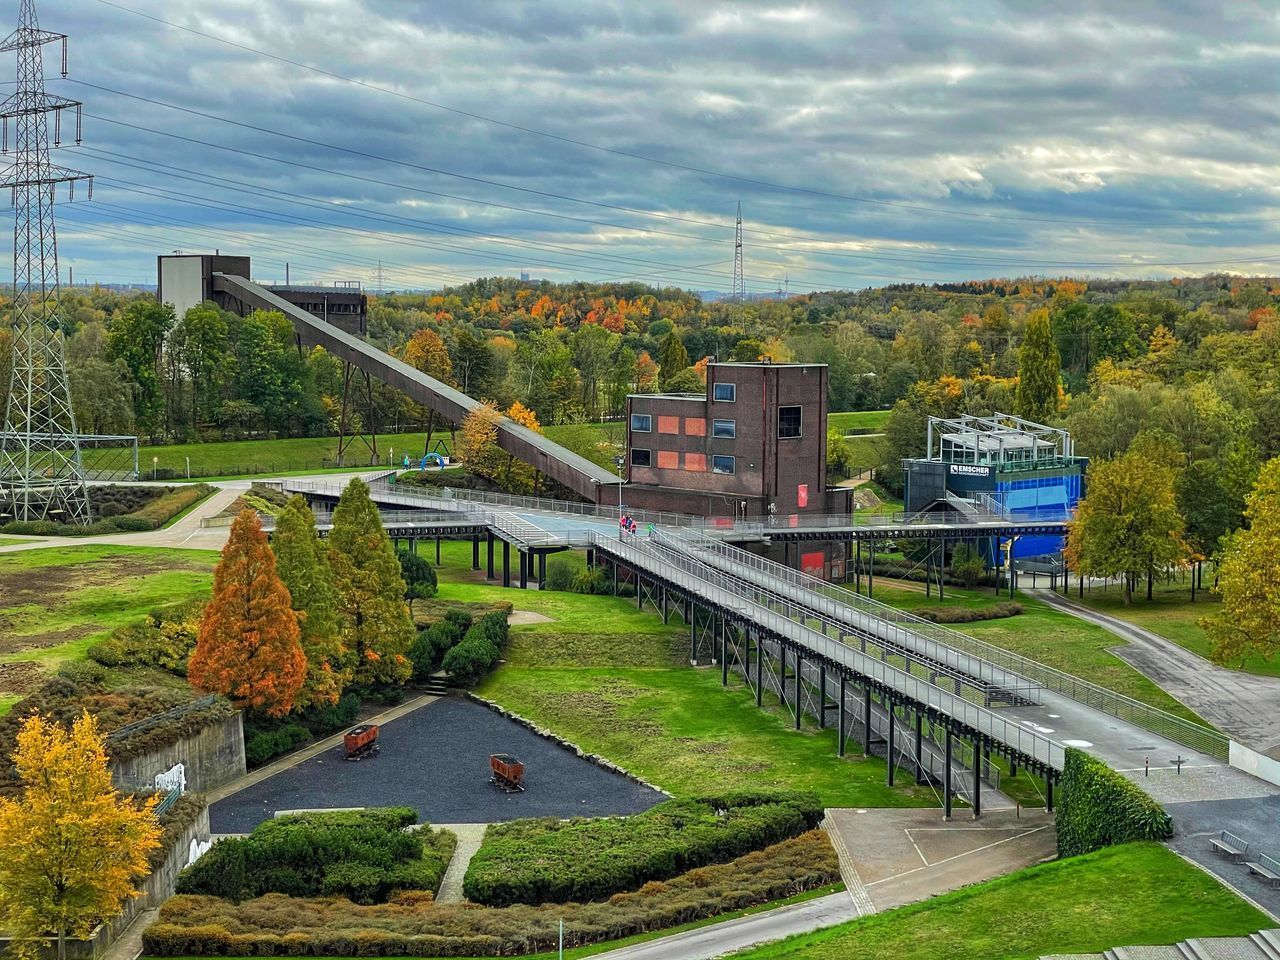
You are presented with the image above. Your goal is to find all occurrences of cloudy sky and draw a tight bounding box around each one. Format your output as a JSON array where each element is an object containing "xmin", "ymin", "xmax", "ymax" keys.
[{"xmin": 23, "ymin": 0, "xmax": 1280, "ymax": 291}]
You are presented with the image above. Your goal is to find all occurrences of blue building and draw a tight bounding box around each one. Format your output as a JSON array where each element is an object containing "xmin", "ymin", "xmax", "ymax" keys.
[{"xmin": 902, "ymin": 413, "xmax": 1086, "ymax": 560}]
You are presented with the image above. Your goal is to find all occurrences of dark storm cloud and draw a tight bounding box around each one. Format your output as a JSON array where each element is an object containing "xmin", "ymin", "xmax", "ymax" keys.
[{"xmin": 34, "ymin": 0, "xmax": 1280, "ymax": 289}]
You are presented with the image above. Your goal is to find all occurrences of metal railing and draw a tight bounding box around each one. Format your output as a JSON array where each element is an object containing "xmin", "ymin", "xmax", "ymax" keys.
[
  {"xmin": 673, "ymin": 531, "xmax": 1042, "ymax": 701},
  {"xmin": 105, "ymin": 694, "xmax": 224, "ymax": 743},
  {"xmin": 677, "ymin": 533, "xmax": 1227, "ymax": 761},
  {"xmin": 592, "ymin": 530, "xmax": 1066, "ymax": 770}
]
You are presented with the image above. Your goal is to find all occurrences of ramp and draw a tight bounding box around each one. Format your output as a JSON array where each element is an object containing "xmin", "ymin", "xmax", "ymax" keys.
[{"xmin": 210, "ymin": 272, "xmax": 622, "ymax": 502}]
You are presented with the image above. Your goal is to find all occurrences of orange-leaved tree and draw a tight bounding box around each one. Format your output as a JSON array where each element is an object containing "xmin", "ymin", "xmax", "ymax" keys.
[
  {"xmin": 189, "ymin": 509, "xmax": 307, "ymax": 716},
  {"xmin": 0, "ymin": 712, "xmax": 161, "ymax": 960},
  {"xmin": 402, "ymin": 327, "xmax": 454, "ymax": 451}
]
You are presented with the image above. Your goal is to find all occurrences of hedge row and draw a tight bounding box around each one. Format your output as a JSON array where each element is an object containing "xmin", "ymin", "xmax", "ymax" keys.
[
  {"xmin": 1056, "ymin": 748, "xmax": 1173, "ymax": 857},
  {"xmin": 914, "ymin": 601, "xmax": 1023, "ymax": 624},
  {"xmin": 440, "ymin": 612, "xmax": 509, "ymax": 687},
  {"xmin": 243, "ymin": 693, "xmax": 363, "ymax": 768},
  {"xmin": 176, "ymin": 808, "xmax": 455, "ymax": 905},
  {"xmin": 463, "ymin": 789, "xmax": 824, "ymax": 906},
  {"xmin": 0, "ymin": 483, "xmax": 214, "ymax": 536},
  {"xmin": 144, "ymin": 830, "xmax": 839, "ymax": 957}
]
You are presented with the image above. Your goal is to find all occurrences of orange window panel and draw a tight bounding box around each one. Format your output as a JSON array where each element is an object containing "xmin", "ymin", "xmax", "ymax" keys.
[
  {"xmin": 685, "ymin": 453, "xmax": 707, "ymax": 472},
  {"xmin": 684, "ymin": 417, "xmax": 706, "ymax": 436},
  {"xmin": 658, "ymin": 415, "xmax": 680, "ymax": 434},
  {"xmin": 656, "ymin": 450, "xmax": 680, "ymax": 469}
]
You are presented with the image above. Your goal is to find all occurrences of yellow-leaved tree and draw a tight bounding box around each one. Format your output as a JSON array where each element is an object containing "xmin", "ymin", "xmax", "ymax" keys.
[{"xmin": 0, "ymin": 712, "xmax": 162, "ymax": 960}]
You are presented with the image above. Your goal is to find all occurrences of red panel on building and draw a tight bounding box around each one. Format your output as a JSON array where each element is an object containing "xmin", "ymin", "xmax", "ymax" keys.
[
  {"xmin": 801, "ymin": 551, "xmax": 825, "ymax": 577},
  {"xmin": 685, "ymin": 417, "xmax": 706, "ymax": 436},
  {"xmin": 797, "ymin": 483, "xmax": 809, "ymax": 508},
  {"xmin": 658, "ymin": 415, "xmax": 680, "ymax": 434},
  {"xmin": 685, "ymin": 452, "xmax": 707, "ymax": 472},
  {"xmin": 657, "ymin": 450, "xmax": 680, "ymax": 469}
]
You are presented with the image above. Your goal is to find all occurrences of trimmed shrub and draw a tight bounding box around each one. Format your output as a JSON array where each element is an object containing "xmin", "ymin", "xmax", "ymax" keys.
[
  {"xmin": 440, "ymin": 612, "xmax": 508, "ymax": 687},
  {"xmin": 1, "ymin": 484, "xmax": 214, "ymax": 536},
  {"xmin": 175, "ymin": 808, "xmax": 455, "ymax": 904},
  {"xmin": 245, "ymin": 724, "xmax": 311, "ymax": 767},
  {"xmin": 570, "ymin": 567, "xmax": 610, "ymax": 595},
  {"xmin": 88, "ymin": 598, "xmax": 204, "ymax": 674},
  {"xmin": 397, "ymin": 548, "xmax": 438, "ymax": 601},
  {"xmin": 914, "ymin": 601, "xmax": 1023, "ymax": 624},
  {"xmin": 463, "ymin": 790, "xmax": 823, "ymax": 906},
  {"xmin": 144, "ymin": 831, "xmax": 838, "ymax": 957},
  {"xmin": 1056, "ymin": 748, "xmax": 1173, "ymax": 857},
  {"xmin": 543, "ymin": 555, "xmax": 579, "ymax": 591},
  {"xmin": 56, "ymin": 659, "xmax": 108, "ymax": 686},
  {"xmin": 408, "ymin": 615, "xmax": 471, "ymax": 680}
]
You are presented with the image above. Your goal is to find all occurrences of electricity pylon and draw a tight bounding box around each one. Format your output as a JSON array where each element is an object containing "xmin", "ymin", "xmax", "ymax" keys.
[{"xmin": 0, "ymin": 0, "xmax": 93, "ymax": 523}]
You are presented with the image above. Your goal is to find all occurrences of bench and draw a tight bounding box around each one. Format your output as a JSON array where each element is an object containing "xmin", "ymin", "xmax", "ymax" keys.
[
  {"xmin": 1209, "ymin": 831, "xmax": 1249, "ymax": 862},
  {"xmin": 1245, "ymin": 852, "xmax": 1280, "ymax": 889}
]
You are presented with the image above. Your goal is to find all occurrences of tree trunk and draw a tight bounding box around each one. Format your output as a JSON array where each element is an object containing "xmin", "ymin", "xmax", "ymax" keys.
[
  {"xmin": 1147, "ymin": 569, "xmax": 1153, "ymax": 601},
  {"xmin": 58, "ymin": 927, "xmax": 66, "ymax": 960}
]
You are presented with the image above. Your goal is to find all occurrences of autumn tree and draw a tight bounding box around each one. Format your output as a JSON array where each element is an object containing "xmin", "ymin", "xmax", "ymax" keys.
[
  {"xmin": 328, "ymin": 478, "xmax": 415, "ymax": 687},
  {"xmin": 189, "ymin": 509, "xmax": 307, "ymax": 716},
  {"xmin": 271, "ymin": 496, "xmax": 349, "ymax": 710},
  {"xmin": 0, "ymin": 713, "xmax": 162, "ymax": 960},
  {"xmin": 403, "ymin": 328, "xmax": 454, "ymax": 451},
  {"xmin": 657, "ymin": 330, "xmax": 690, "ymax": 387},
  {"xmin": 1202, "ymin": 457, "xmax": 1280, "ymax": 664},
  {"xmin": 458, "ymin": 401, "xmax": 504, "ymax": 482},
  {"xmin": 1016, "ymin": 310, "xmax": 1061, "ymax": 422},
  {"xmin": 1065, "ymin": 449, "xmax": 1191, "ymax": 604},
  {"xmin": 502, "ymin": 400, "xmax": 541, "ymax": 492}
]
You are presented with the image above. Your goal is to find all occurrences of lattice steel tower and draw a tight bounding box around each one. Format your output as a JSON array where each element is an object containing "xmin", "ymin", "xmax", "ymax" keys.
[
  {"xmin": 731, "ymin": 201, "xmax": 745, "ymax": 303},
  {"xmin": 0, "ymin": 0, "xmax": 92, "ymax": 523}
]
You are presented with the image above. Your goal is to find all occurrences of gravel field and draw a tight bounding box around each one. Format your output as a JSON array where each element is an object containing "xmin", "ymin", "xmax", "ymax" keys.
[{"xmin": 210, "ymin": 697, "xmax": 664, "ymax": 833}]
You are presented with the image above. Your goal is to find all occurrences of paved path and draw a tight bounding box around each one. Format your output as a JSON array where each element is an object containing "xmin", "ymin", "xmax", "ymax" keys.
[
  {"xmin": 590, "ymin": 891, "xmax": 861, "ymax": 960},
  {"xmin": 1032, "ymin": 590, "xmax": 1280, "ymax": 758},
  {"xmin": 434, "ymin": 823, "xmax": 487, "ymax": 904},
  {"xmin": 99, "ymin": 909, "xmax": 158, "ymax": 960}
]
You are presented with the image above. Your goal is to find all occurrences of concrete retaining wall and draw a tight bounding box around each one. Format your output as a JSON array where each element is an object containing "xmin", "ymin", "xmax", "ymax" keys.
[
  {"xmin": 112, "ymin": 713, "xmax": 245, "ymax": 795},
  {"xmin": 1230, "ymin": 740, "xmax": 1280, "ymax": 788}
]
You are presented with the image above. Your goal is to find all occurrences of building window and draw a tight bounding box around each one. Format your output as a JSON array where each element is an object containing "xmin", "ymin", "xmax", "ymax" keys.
[
  {"xmin": 712, "ymin": 454, "xmax": 736, "ymax": 475},
  {"xmin": 712, "ymin": 418, "xmax": 736, "ymax": 439},
  {"xmin": 630, "ymin": 413, "xmax": 652, "ymax": 432},
  {"xmin": 713, "ymin": 382, "xmax": 736, "ymax": 402},
  {"xmin": 778, "ymin": 405, "xmax": 802, "ymax": 439},
  {"xmin": 630, "ymin": 448, "xmax": 652, "ymax": 467}
]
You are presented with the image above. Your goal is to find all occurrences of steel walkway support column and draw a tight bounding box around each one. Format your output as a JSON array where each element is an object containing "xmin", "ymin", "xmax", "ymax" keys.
[
  {"xmin": 837, "ymin": 675, "xmax": 847, "ymax": 757},
  {"xmin": 855, "ymin": 539, "xmax": 861, "ymax": 594},
  {"xmin": 435, "ymin": 536, "xmax": 441, "ymax": 566},
  {"xmin": 690, "ymin": 605, "xmax": 698, "ymax": 662},
  {"xmin": 754, "ymin": 633, "xmax": 763, "ymax": 706},
  {"xmin": 518, "ymin": 550, "xmax": 528, "ymax": 590},
  {"xmin": 943, "ymin": 732, "xmax": 953, "ymax": 820},
  {"xmin": 793, "ymin": 651, "xmax": 803, "ymax": 730},
  {"xmin": 914, "ymin": 711, "xmax": 925, "ymax": 784},
  {"xmin": 502, "ymin": 540, "xmax": 511, "ymax": 588},
  {"xmin": 818, "ymin": 665, "xmax": 827, "ymax": 729},
  {"xmin": 868, "ymin": 536, "xmax": 875, "ymax": 598},
  {"xmin": 862, "ymin": 687, "xmax": 873, "ymax": 755},
  {"xmin": 1046, "ymin": 775, "xmax": 1055, "ymax": 812},
  {"xmin": 472, "ymin": 535, "xmax": 480, "ymax": 571},
  {"xmin": 720, "ymin": 619, "xmax": 729, "ymax": 684},
  {"xmin": 886, "ymin": 703, "xmax": 896, "ymax": 786},
  {"xmin": 778, "ymin": 643, "xmax": 787, "ymax": 711},
  {"xmin": 537, "ymin": 551, "xmax": 546, "ymax": 588},
  {"xmin": 486, "ymin": 532, "xmax": 495, "ymax": 580},
  {"xmin": 971, "ymin": 736, "xmax": 983, "ymax": 819}
]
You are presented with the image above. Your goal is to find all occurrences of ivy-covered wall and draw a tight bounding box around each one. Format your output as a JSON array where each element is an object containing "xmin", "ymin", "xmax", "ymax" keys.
[{"xmin": 1056, "ymin": 748, "xmax": 1173, "ymax": 857}]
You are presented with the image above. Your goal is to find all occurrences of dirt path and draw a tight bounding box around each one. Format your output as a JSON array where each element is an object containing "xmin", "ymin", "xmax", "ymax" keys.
[{"xmin": 1032, "ymin": 590, "xmax": 1280, "ymax": 758}]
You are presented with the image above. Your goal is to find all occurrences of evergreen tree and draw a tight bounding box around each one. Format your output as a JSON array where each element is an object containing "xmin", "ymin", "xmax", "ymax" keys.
[
  {"xmin": 1202, "ymin": 457, "xmax": 1280, "ymax": 664},
  {"xmin": 1015, "ymin": 310, "xmax": 1061, "ymax": 422},
  {"xmin": 328, "ymin": 479, "xmax": 415, "ymax": 687},
  {"xmin": 0, "ymin": 713, "xmax": 162, "ymax": 960},
  {"xmin": 658, "ymin": 330, "xmax": 690, "ymax": 388},
  {"xmin": 189, "ymin": 510, "xmax": 307, "ymax": 716},
  {"xmin": 272, "ymin": 495, "xmax": 349, "ymax": 710}
]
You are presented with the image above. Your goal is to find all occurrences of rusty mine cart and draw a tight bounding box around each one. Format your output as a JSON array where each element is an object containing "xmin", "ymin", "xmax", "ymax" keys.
[
  {"xmin": 489, "ymin": 753, "xmax": 524, "ymax": 792},
  {"xmin": 343, "ymin": 724, "xmax": 380, "ymax": 761}
]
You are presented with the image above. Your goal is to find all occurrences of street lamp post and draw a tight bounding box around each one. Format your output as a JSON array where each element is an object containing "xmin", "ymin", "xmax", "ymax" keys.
[
  {"xmin": 152, "ymin": 456, "xmax": 158, "ymax": 481},
  {"xmin": 185, "ymin": 456, "xmax": 190, "ymax": 480}
]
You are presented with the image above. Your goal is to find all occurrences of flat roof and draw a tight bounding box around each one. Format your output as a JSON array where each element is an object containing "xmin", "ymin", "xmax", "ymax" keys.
[
  {"xmin": 266, "ymin": 284, "xmax": 364, "ymax": 295},
  {"xmin": 627, "ymin": 393, "xmax": 704, "ymax": 402},
  {"xmin": 942, "ymin": 432, "xmax": 1053, "ymax": 452},
  {"xmin": 709, "ymin": 361, "xmax": 826, "ymax": 368}
]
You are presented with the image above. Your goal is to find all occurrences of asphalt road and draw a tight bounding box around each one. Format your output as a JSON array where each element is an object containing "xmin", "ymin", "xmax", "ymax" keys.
[
  {"xmin": 1033, "ymin": 590, "xmax": 1280, "ymax": 758},
  {"xmin": 209, "ymin": 697, "xmax": 663, "ymax": 833}
]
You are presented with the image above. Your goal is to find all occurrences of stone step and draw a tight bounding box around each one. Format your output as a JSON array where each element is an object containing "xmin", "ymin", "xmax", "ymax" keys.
[
  {"xmin": 1183, "ymin": 936, "xmax": 1270, "ymax": 960},
  {"xmin": 1105, "ymin": 946, "xmax": 1190, "ymax": 959},
  {"xmin": 1253, "ymin": 932, "xmax": 1280, "ymax": 960}
]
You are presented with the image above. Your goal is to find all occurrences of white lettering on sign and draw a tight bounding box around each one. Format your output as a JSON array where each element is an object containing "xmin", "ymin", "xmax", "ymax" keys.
[
  {"xmin": 187, "ymin": 836, "xmax": 213, "ymax": 868},
  {"xmin": 154, "ymin": 763, "xmax": 187, "ymax": 795},
  {"xmin": 949, "ymin": 464, "xmax": 990, "ymax": 477}
]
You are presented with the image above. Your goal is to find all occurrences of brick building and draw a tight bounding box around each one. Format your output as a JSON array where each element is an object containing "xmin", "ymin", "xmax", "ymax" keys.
[{"xmin": 623, "ymin": 362, "xmax": 848, "ymax": 517}]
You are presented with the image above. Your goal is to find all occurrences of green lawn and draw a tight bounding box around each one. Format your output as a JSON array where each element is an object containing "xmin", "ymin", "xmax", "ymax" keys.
[
  {"xmin": 0, "ymin": 546, "xmax": 216, "ymax": 696},
  {"xmin": 0, "ymin": 536, "xmax": 35, "ymax": 546},
  {"xmin": 427, "ymin": 543, "xmax": 935, "ymax": 807},
  {"xmin": 852, "ymin": 582, "xmax": 1206, "ymax": 724},
  {"xmin": 829, "ymin": 410, "xmax": 890, "ymax": 433},
  {"xmin": 1071, "ymin": 578, "xmax": 1280, "ymax": 678},
  {"xmin": 725, "ymin": 843, "xmax": 1268, "ymax": 960}
]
